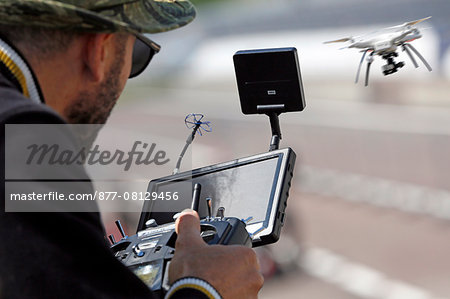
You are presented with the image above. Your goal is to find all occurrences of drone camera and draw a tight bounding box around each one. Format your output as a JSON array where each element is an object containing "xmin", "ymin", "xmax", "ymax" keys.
[{"xmin": 382, "ymin": 52, "xmax": 405, "ymax": 76}]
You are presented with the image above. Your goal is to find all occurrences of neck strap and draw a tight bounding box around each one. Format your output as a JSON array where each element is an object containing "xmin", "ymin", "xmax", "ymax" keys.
[{"xmin": 0, "ymin": 37, "xmax": 42, "ymax": 103}]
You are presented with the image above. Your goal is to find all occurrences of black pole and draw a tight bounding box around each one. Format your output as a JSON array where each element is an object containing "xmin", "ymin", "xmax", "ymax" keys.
[{"xmin": 268, "ymin": 112, "xmax": 281, "ymax": 151}]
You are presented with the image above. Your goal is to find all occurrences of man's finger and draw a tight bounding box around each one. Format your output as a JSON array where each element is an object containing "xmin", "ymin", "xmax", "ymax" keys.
[{"xmin": 175, "ymin": 209, "xmax": 206, "ymax": 249}]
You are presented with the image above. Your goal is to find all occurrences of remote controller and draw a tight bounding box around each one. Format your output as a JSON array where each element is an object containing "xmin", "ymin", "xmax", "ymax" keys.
[{"xmin": 109, "ymin": 184, "xmax": 252, "ymax": 297}]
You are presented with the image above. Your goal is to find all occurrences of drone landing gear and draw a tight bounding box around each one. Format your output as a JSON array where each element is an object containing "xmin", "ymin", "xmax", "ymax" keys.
[
  {"xmin": 381, "ymin": 52, "xmax": 404, "ymax": 76},
  {"xmin": 355, "ymin": 43, "xmax": 432, "ymax": 87},
  {"xmin": 355, "ymin": 50, "xmax": 375, "ymax": 87},
  {"xmin": 402, "ymin": 43, "xmax": 432, "ymax": 72}
]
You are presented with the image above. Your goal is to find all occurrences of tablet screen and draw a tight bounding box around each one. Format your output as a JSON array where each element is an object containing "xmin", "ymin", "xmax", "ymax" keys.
[{"xmin": 137, "ymin": 148, "xmax": 295, "ymax": 245}]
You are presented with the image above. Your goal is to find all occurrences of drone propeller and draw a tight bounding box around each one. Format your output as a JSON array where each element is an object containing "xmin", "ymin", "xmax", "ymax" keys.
[
  {"xmin": 384, "ymin": 16, "xmax": 432, "ymax": 31},
  {"xmin": 405, "ymin": 16, "xmax": 432, "ymax": 27},
  {"xmin": 324, "ymin": 37, "xmax": 353, "ymax": 44}
]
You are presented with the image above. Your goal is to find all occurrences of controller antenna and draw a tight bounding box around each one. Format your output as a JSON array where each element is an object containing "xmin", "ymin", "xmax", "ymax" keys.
[
  {"xmin": 206, "ymin": 198, "xmax": 213, "ymax": 220},
  {"xmin": 191, "ymin": 183, "xmax": 202, "ymax": 212},
  {"xmin": 115, "ymin": 220, "xmax": 127, "ymax": 239},
  {"xmin": 173, "ymin": 114, "xmax": 211, "ymax": 174},
  {"xmin": 216, "ymin": 207, "xmax": 225, "ymax": 220},
  {"xmin": 108, "ymin": 234, "xmax": 116, "ymax": 245}
]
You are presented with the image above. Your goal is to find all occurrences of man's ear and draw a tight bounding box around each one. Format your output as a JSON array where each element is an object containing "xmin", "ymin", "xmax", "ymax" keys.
[{"xmin": 82, "ymin": 33, "xmax": 114, "ymax": 83}]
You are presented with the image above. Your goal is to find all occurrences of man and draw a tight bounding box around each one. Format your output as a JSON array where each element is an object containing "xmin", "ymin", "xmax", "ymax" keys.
[{"xmin": 0, "ymin": 1, "xmax": 263, "ymax": 298}]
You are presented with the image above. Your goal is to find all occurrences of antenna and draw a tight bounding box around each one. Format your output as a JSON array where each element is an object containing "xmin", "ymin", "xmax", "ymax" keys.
[{"xmin": 172, "ymin": 114, "xmax": 211, "ymax": 174}]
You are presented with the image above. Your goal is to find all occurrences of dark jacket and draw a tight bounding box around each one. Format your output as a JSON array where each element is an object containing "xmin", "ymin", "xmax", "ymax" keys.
[{"xmin": 0, "ymin": 66, "xmax": 161, "ymax": 298}]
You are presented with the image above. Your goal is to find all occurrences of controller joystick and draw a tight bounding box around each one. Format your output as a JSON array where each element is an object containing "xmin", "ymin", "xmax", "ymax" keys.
[{"xmin": 109, "ymin": 184, "xmax": 252, "ymax": 297}]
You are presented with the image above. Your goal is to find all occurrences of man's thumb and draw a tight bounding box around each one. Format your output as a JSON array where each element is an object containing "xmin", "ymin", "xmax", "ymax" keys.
[{"xmin": 175, "ymin": 209, "xmax": 206, "ymax": 249}]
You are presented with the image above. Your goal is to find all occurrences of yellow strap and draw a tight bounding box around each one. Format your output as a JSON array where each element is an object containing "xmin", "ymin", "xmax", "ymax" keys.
[{"xmin": 0, "ymin": 49, "xmax": 30, "ymax": 98}]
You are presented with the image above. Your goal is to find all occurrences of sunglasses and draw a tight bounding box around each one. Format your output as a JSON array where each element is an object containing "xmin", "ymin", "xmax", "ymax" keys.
[{"xmin": 129, "ymin": 33, "xmax": 161, "ymax": 78}]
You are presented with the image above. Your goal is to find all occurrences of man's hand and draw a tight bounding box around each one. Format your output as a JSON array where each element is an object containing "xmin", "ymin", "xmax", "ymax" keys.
[{"xmin": 168, "ymin": 210, "xmax": 264, "ymax": 299}]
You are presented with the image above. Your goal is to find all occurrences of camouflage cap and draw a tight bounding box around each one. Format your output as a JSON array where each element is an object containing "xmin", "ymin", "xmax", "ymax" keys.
[{"xmin": 0, "ymin": 0, "xmax": 196, "ymax": 34}]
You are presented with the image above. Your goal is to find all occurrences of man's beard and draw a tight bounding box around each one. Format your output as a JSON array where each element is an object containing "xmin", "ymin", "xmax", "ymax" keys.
[
  {"xmin": 64, "ymin": 63, "xmax": 123, "ymax": 125},
  {"xmin": 64, "ymin": 44, "xmax": 126, "ymax": 147}
]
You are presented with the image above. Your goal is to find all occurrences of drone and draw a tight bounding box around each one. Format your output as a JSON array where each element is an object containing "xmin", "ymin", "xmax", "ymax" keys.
[{"xmin": 325, "ymin": 16, "xmax": 432, "ymax": 86}]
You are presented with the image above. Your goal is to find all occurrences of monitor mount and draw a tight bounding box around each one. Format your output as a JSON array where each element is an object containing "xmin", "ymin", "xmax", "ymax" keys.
[
  {"xmin": 257, "ymin": 104, "xmax": 283, "ymax": 151},
  {"xmin": 233, "ymin": 47, "xmax": 306, "ymax": 152}
]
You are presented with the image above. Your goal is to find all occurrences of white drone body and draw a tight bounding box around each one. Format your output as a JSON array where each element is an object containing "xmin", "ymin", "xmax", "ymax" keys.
[{"xmin": 325, "ymin": 17, "xmax": 432, "ymax": 86}]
